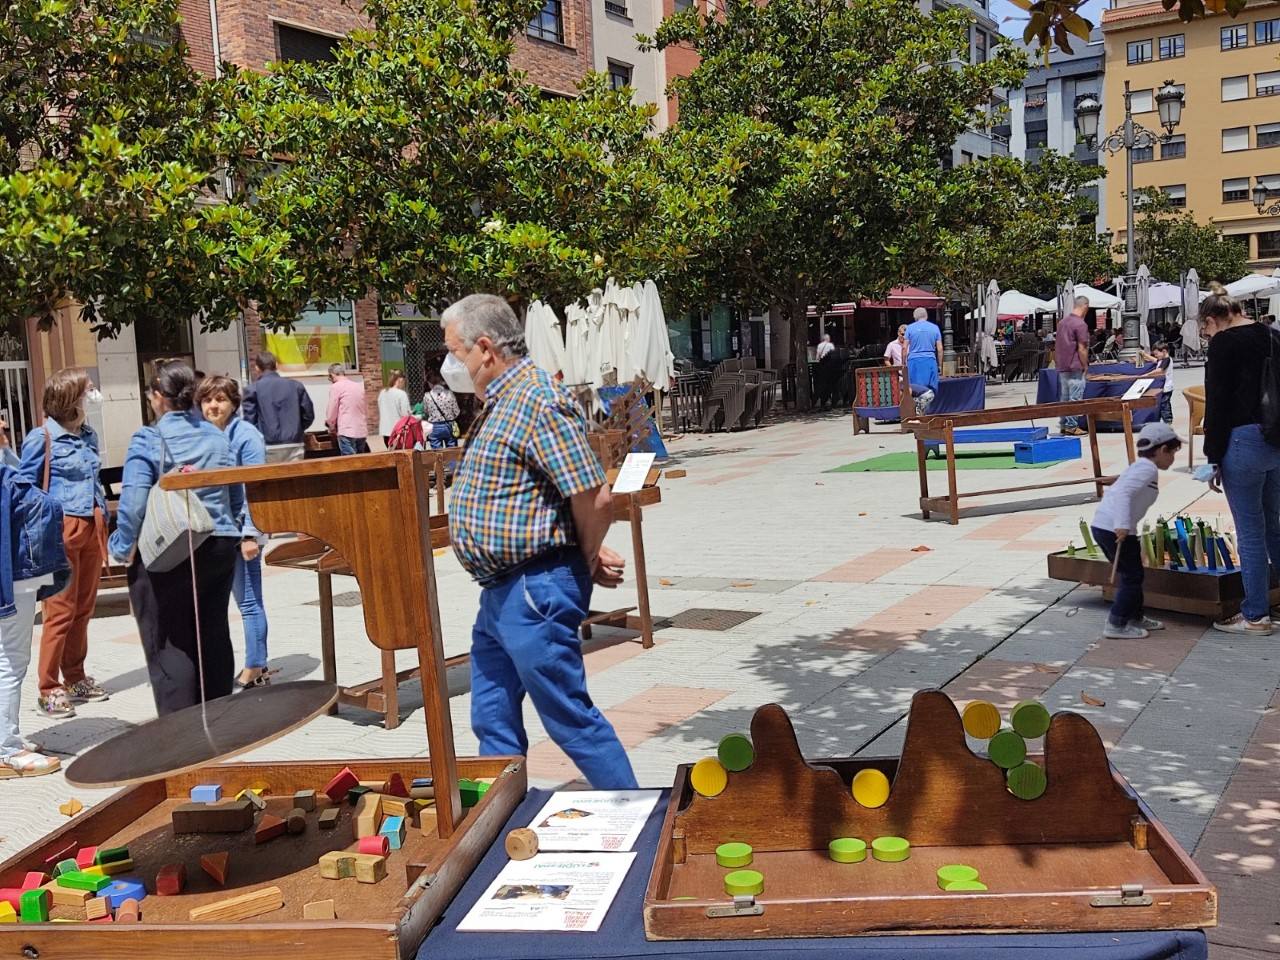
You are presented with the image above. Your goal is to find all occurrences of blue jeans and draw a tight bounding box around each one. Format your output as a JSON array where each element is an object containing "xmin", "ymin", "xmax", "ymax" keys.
[
  {"xmin": 337, "ymin": 436, "xmax": 370, "ymax": 455},
  {"xmin": 470, "ymin": 551, "xmax": 637, "ymax": 789},
  {"xmin": 1159, "ymin": 392, "xmax": 1173, "ymax": 424},
  {"xmin": 1219, "ymin": 423, "xmax": 1280, "ymax": 620},
  {"xmin": 233, "ymin": 553, "xmax": 269, "ymax": 669},
  {"xmin": 0, "ymin": 581, "xmax": 39, "ymax": 757},
  {"xmin": 1092, "ymin": 527, "xmax": 1144, "ymax": 627},
  {"xmin": 427, "ymin": 421, "xmax": 458, "ymax": 449},
  {"xmin": 1059, "ymin": 371, "xmax": 1085, "ymax": 430}
]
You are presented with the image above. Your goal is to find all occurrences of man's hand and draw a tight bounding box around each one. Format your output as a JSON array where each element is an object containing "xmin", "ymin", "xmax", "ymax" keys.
[
  {"xmin": 1209, "ymin": 466, "xmax": 1223, "ymax": 493},
  {"xmin": 1114, "ymin": 528, "xmax": 1129, "ymax": 541},
  {"xmin": 592, "ymin": 544, "xmax": 625, "ymax": 588},
  {"xmin": 241, "ymin": 539, "xmax": 260, "ymax": 562}
]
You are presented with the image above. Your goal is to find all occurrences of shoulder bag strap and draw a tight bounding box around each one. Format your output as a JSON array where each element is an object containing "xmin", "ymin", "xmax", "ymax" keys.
[{"xmin": 42, "ymin": 428, "xmax": 51, "ymax": 492}]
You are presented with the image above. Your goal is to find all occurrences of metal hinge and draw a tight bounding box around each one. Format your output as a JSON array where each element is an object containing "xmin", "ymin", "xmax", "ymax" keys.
[
  {"xmin": 1091, "ymin": 883, "xmax": 1153, "ymax": 908},
  {"xmin": 404, "ymin": 871, "xmax": 439, "ymax": 898},
  {"xmin": 706, "ymin": 894, "xmax": 765, "ymax": 918}
]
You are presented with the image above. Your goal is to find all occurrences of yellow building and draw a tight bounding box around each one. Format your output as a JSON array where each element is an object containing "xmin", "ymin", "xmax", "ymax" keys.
[{"xmin": 1102, "ymin": 0, "xmax": 1280, "ymax": 270}]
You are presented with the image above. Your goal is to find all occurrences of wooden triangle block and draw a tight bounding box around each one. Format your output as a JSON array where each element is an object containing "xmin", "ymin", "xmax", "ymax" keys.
[
  {"xmin": 200, "ymin": 852, "xmax": 229, "ymax": 886},
  {"xmin": 255, "ymin": 814, "xmax": 287, "ymax": 844}
]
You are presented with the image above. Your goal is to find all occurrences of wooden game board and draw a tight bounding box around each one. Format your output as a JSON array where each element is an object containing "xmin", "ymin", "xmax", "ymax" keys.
[{"xmin": 643, "ymin": 691, "xmax": 1215, "ymax": 939}]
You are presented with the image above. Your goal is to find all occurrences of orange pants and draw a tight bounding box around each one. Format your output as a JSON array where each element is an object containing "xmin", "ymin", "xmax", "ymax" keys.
[{"xmin": 38, "ymin": 511, "xmax": 105, "ymax": 695}]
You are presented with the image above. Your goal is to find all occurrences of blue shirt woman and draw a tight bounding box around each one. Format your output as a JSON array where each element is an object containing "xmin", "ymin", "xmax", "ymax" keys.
[{"xmin": 18, "ymin": 419, "xmax": 106, "ymax": 518}]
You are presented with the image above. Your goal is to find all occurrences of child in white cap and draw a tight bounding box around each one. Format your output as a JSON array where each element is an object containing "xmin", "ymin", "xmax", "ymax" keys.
[{"xmin": 1089, "ymin": 421, "xmax": 1183, "ymax": 639}]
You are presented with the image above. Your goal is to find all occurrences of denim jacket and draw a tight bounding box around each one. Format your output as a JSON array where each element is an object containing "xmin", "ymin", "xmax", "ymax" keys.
[
  {"xmin": 18, "ymin": 418, "xmax": 107, "ymax": 518},
  {"xmin": 0, "ymin": 449, "xmax": 69, "ymax": 618},
  {"xmin": 108, "ymin": 411, "xmax": 245, "ymax": 561},
  {"xmin": 225, "ymin": 417, "xmax": 266, "ymax": 540}
]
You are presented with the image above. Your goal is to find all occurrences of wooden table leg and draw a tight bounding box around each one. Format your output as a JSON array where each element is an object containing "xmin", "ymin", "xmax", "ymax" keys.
[
  {"xmin": 1122, "ymin": 404, "xmax": 1136, "ymax": 463},
  {"xmin": 629, "ymin": 501, "xmax": 654, "ymax": 649},
  {"xmin": 944, "ymin": 419, "xmax": 960, "ymax": 525},
  {"xmin": 1087, "ymin": 413, "xmax": 1104, "ymax": 500},
  {"xmin": 380, "ymin": 649, "xmax": 400, "ymax": 730},
  {"xmin": 916, "ymin": 432, "xmax": 931, "ymax": 519},
  {"xmin": 318, "ymin": 571, "xmax": 338, "ymax": 717}
]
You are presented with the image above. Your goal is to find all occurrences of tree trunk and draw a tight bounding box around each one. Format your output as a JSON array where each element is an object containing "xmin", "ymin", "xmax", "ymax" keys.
[
  {"xmin": 789, "ymin": 301, "xmax": 812, "ymax": 411},
  {"xmin": 768, "ymin": 304, "xmax": 789, "ymax": 370}
]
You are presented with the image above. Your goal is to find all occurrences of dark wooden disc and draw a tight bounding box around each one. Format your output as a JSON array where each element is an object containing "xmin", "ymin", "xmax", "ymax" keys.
[{"xmin": 65, "ymin": 681, "xmax": 339, "ymax": 788}]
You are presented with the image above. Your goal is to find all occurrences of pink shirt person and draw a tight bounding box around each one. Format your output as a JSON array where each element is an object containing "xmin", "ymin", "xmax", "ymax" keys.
[{"xmin": 325, "ymin": 367, "xmax": 368, "ymax": 440}]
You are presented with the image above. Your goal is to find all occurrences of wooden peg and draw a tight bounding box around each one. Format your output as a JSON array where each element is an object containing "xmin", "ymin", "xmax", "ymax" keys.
[{"xmin": 287, "ymin": 808, "xmax": 307, "ymax": 835}]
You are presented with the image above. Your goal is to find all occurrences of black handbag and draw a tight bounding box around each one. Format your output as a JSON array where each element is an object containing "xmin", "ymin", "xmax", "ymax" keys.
[{"xmin": 1260, "ymin": 327, "xmax": 1280, "ymax": 447}]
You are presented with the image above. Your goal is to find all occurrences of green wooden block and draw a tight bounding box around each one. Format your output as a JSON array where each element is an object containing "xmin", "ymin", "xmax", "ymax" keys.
[
  {"xmin": 715, "ymin": 842, "xmax": 753, "ymax": 867},
  {"xmin": 942, "ymin": 879, "xmax": 989, "ymax": 891},
  {"xmin": 828, "ymin": 837, "xmax": 867, "ymax": 863},
  {"xmin": 716, "ymin": 734, "xmax": 755, "ymax": 772},
  {"xmin": 94, "ymin": 847, "xmax": 129, "ymax": 866},
  {"xmin": 936, "ymin": 864, "xmax": 979, "ymax": 889},
  {"xmin": 459, "ymin": 779, "xmax": 490, "ymax": 808},
  {"xmin": 347, "ymin": 785, "xmax": 371, "ymax": 806},
  {"xmin": 19, "ymin": 889, "xmax": 50, "ymax": 923},
  {"xmin": 1010, "ymin": 700, "xmax": 1051, "ymax": 740},
  {"xmin": 55, "ymin": 871, "xmax": 111, "ymax": 892},
  {"xmin": 1006, "ymin": 761, "xmax": 1048, "ymax": 801},
  {"xmin": 987, "ymin": 728, "xmax": 1027, "ymax": 770},
  {"xmin": 52, "ymin": 858, "xmax": 78, "ymax": 878},
  {"xmin": 871, "ymin": 836, "xmax": 910, "ymax": 862},
  {"xmin": 723, "ymin": 869, "xmax": 764, "ymax": 896}
]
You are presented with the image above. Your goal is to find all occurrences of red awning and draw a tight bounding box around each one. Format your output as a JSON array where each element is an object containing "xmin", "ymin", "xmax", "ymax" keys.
[{"xmin": 859, "ymin": 286, "xmax": 944, "ymax": 310}]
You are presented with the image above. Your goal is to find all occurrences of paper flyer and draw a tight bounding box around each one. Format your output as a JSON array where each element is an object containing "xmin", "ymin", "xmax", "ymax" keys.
[
  {"xmin": 611, "ymin": 452, "xmax": 657, "ymax": 494},
  {"xmin": 1121, "ymin": 378, "xmax": 1155, "ymax": 402},
  {"xmin": 457, "ymin": 852, "xmax": 636, "ymax": 933},
  {"xmin": 527, "ymin": 789, "xmax": 660, "ymax": 852}
]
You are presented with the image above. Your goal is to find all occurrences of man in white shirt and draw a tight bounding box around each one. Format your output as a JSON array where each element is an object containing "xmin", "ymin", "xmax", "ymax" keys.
[
  {"xmin": 884, "ymin": 325, "xmax": 907, "ymax": 366},
  {"xmin": 816, "ymin": 334, "xmax": 835, "ymax": 361}
]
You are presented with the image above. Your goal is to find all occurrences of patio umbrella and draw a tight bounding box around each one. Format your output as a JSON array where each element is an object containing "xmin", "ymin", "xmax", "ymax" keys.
[
  {"xmin": 562, "ymin": 302, "xmax": 591, "ymax": 386},
  {"xmin": 1225, "ymin": 271, "xmax": 1280, "ymax": 298},
  {"xmin": 1057, "ymin": 279, "xmax": 1074, "ymax": 320},
  {"xmin": 626, "ymin": 279, "xmax": 676, "ymax": 435},
  {"xmin": 600, "ymin": 278, "xmax": 637, "ymax": 383},
  {"xmin": 983, "ymin": 280, "xmax": 1000, "ymax": 336},
  {"xmin": 584, "ymin": 286, "xmax": 614, "ymax": 390},
  {"xmin": 1072, "ymin": 283, "xmax": 1123, "ymax": 310},
  {"xmin": 1179, "ymin": 268, "xmax": 1200, "ymax": 357},
  {"xmin": 523, "ymin": 300, "xmax": 566, "ymax": 379},
  {"xmin": 1136, "ymin": 265, "xmax": 1151, "ymax": 351},
  {"xmin": 1147, "ymin": 282, "xmax": 1182, "ymax": 310},
  {"xmin": 965, "ymin": 290, "xmax": 1054, "ymax": 320}
]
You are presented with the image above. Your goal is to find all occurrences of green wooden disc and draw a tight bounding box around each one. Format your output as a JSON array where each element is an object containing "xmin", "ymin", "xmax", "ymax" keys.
[
  {"xmin": 716, "ymin": 842, "xmax": 754, "ymax": 868},
  {"xmin": 987, "ymin": 728, "xmax": 1027, "ymax": 770},
  {"xmin": 1006, "ymin": 760, "xmax": 1048, "ymax": 800},
  {"xmin": 724, "ymin": 869, "xmax": 764, "ymax": 896},
  {"xmin": 942, "ymin": 879, "xmax": 989, "ymax": 892},
  {"xmin": 717, "ymin": 734, "xmax": 755, "ymax": 772},
  {"xmin": 1010, "ymin": 700, "xmax": 1052, "ymax": 739},
  {"xmin": 828, "ymin": 837, "xmax": 867, "ymax": 863},
  {"xmin": 936, "ymin": 864, "xmax": 979, "ymax": 887},
  {"xmin": 871, "ymin": 836, "xmax": 910, "ymax": 862}
]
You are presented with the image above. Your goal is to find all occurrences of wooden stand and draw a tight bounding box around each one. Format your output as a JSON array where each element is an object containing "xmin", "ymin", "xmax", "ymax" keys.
[
  {"xmin": 851, "ymin": 365, "xmax": 913, "ymax": 435},
  {"xmin": 908, "ymin": 393, "xmax": 1158, "ymax": 525},
  {"xmin": 644, "ymin": 691, "xmax": 1215, "ymax": 939}
]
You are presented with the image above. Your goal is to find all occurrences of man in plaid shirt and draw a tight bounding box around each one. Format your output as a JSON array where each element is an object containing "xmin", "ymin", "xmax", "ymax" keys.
[{"xmin": 442, "ymin": 294, "xmax": 636, "ymax": 789}]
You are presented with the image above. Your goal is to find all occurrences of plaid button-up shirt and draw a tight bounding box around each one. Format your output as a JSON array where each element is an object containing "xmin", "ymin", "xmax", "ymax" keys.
[{"xmin": 450, "ymin": 357, "xmax": 606, "ymax": 582}]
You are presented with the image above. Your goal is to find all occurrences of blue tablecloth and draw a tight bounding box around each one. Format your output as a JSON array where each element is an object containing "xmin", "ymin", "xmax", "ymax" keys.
[
  {"xmin": 1036, "ymin": 364, "xmax": 1163, "ymax": 429},
  {"xmin": 931, "ymin": 374, "xmax": 987, "ymax": 416},
  {"xmin": 418, "ymin": 788, "xmax": 1207, "ymax": 960}
]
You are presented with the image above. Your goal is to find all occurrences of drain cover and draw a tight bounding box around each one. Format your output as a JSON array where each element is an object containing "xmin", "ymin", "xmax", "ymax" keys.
[{"xmin": 666, "ymin": 608, "xmax": 761, "ymax": 631}]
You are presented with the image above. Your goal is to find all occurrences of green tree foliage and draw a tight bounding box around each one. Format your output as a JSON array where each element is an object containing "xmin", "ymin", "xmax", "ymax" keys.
[
  {"xmin": 1016, "ymin": 0, "xmax": 1253, "ymax": 57},
  {"xmin": 1122, "ymin": 188, "xmax": 1250, "ymax": 286},
  {"xmin": 652, "ymin": 0, "xmax": 1026, "ymax": 405}
]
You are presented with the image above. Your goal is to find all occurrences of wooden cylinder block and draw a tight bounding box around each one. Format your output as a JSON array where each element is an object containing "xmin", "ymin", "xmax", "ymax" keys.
[{"xmin": 961, "ymin": 700, "xmax": 1001, "ymax": 740}]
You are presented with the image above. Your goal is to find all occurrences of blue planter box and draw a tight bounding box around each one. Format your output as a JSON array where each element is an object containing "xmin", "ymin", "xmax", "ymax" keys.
[{"xmin": 1014, "ymin": 436, "xmax": 1081, "ymax": 464}]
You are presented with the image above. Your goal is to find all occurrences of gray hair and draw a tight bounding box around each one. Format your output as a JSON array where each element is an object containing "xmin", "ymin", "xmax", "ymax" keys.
[
  {"xmin": 913, "ymin": 307, "xmax": 928, "ymax": 321},
  {"xmin": 1074, "ymin": 295, "xmax": 1090, "ymax": 310},
  {"xmin": 440, "ymin": 293, "xmax": 528, "ymax": 357},
  {"xmin": 327, "ymin": 362, "xmax": 345, "ymax": 377}
]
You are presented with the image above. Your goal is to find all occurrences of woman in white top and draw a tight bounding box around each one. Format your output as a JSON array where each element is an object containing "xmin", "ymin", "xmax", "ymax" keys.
[{"xmin": 377, "ymin": 370, "xmax": 411, "ymax": 445}]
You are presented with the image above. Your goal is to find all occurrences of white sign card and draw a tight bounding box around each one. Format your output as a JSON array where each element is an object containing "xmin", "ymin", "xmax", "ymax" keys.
[
  {"xmin": 611, "ymin": 452, "xmax": 657, "ymax": 494},
  {"xmin": 457, "ymin": 852, "xmax": 636, "ymax": 933},
  {"xmin": 527, "ymin": 790, "xmax": 660, "ymax": 852},
  {"xmin": 1121, "ymin": 378, "xmax": 1155, "ymax": 402}
]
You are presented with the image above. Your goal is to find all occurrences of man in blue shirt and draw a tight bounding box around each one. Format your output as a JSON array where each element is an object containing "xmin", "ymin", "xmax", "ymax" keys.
[{"xmin": 905, "ymin": 307, "xmax": 943, "ymax": 395}]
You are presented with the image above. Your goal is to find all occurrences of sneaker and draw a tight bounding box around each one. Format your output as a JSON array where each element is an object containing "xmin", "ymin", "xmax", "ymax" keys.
[
  {"xmin": 0, "ymin": 749, "xmax": 61, "ymax": 779},
  {"xmin": 1104, "ymin": 622, "xmax": 1149, "ymax": 639},
  {"xmin": 66, "ymin": 677, "xmax": 109, "ymax": 703},
  {"xmin": 35, "ymin": 688, "xmax": 75, "ymax": 719},
  {"xmin": 1213, "ymin": 614, "xmax": 1273, "ymax": 636},
  {"xmin": 1133, "ymin": 616, "xmax": 1164, "ymax": 631}
]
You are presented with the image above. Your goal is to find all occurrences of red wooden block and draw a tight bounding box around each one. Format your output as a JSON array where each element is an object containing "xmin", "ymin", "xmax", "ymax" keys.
[
  {"xmin": 0, "ymin": 888, "xmax": 22, "ymax": 910},
  {"xmin": 254, "ymin": 813, "xmax": 286, "ymax": 844},
  {"xmin": 200, "ymin": 851, "xmax": 229, "ymax": 886},
  {"xmin": 357, "ymin": 834, "xmax": 390, "ymax": 857},
  {"xmin": 43, "ymin": 840, "xmax": 77, "ymax": 865},
  {"xmin": 322, "ymin": 766, "xmax": 359, "ymax": 803},
  {"xmin": 21, "ymin": 871, "xmax": 47, "ymax": 890},
  {"xmin": 383, "ymin": 773, "xmax": 409, "ymax": 798},
  {"xmin": 155, "ymin": 862, "xmax": 186, "ymax": 896},
  {"xmin": 75, "ymin": 847, "xmax": 98, "ymax": 870},
  {"xmin": 89, "ymin": 915, "xmax": 114, "ymax": 924}
]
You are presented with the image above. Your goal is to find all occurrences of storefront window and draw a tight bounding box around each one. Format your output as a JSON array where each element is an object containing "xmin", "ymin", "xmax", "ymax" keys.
[
  {"xmin": 264, "ymin": 300, "xmax": 357, "ymax": 375},
  {"xmin": 668, "ymin": 313, "xmax": 696, "ymax": 361},
  {"xmin": 707, "ymin": 305, "xmax": 734, "ymax": 360}
]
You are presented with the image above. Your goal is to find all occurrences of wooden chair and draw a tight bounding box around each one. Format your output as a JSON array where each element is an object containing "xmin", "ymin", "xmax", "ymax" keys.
[{"xmin": 1184, "ymin": 385, "xmax": 1205, "ymax": 468}]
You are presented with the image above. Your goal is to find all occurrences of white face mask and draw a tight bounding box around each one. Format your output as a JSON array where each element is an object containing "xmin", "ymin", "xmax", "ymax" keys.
[
  {"xmin": 441, "ymin": 353, "xmax": 476, "ymax": 394},
  {"xmin": 85, "ymin": 387, "xmax": 103, "ymax": 406}
]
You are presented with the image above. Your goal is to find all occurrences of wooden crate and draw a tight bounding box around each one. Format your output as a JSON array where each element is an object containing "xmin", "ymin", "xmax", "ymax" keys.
[
  {"xmin": 643, "ymin": 692, "xmax": 1215, "ymax": 939},
  {"xmin": 0, "ymin": 757, "xmax": 525, "ymax": 960}
]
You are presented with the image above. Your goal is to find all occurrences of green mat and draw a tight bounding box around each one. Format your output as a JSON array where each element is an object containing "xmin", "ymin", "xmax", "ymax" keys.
[{"xmin": 828, "ymin": 451, "xmax": 1059, "ymax": 473}]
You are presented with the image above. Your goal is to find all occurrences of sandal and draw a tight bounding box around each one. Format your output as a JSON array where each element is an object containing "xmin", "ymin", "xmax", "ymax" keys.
[
  {"xmin": 236, "ymin": 670, "xmax": 272, "ymax": 690},
  {"xmin": 0, "ymin": 749, "xmax": 62, "ymax": 778}
]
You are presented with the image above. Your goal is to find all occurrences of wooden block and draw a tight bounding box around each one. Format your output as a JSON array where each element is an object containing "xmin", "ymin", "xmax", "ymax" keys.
[
  {"xmin": 155, "ymin": 863, "xmax": 186, "ymax": 896},
  {"xmin": 409, "ymin": 778, "xmax": 434, "ymax": 800},
  {"xmin": 317, "ymin": 851, "xmax": 387, "ymax": 884},
  {"xmin": 358, "ymin": 835, "xmax": 390, "ymax": 857},
  {"xmin": 689, "ymin": 758, "xmax": 728, "ymax": 798},
  {"xmin": 200, "ymin": 852, "xmax": 229, "ymax": 886},
  {"xmin": 379, "ymin": 815, "xmax": 406, "ymax": 850},
  {"xmin": 88, "ymin": 915, "xmax": 113, "ymax": 924},
  {"xmin": 190, "ymin": 784, "xmax": 222, "ymax": 804},
  {"xmin": 323, "ymin": 766, "xmax": 360, "ymax": 802},
  {"xmin": 19, "ymin": 888, "xmax": 50, "ymax": 923},
  {"xmin": 0, "ymin": 902, "xmax": 14, "ymax": 924},
  {"xmin": 41, "ymin": 881, "xmax": 90, "ymax": 908},
  {"xmin": 52, "ymin": 858, "xmax": 78, "ymax": 878},
  {"xmin": 664, "ymin": 468, "xmax": 686, "ymax": 479},
  {"xmin": 84, "ymin": 897, "xmax": 109, "ymax": 921},
  {"xmin": 318, "ymin": 807, "xmax": 340, "ymax": 830},
  {"xmin": 95, "ymin": 845, "xmax": 129, "ymax": 866},
  {"xmin": 383, "ymin": 773, "xmax": 409, "ymax": 797},
  {"xmin": 287, "ymin": 808, "xmax": 307, "ymax": 835},
  {"xmin": 355, "ymin": 792, "xmax": 382, "ymax": 838},
  {"xmin": 172, "ymin": 798, "xmax": 254, "ymax": 834},
  {"xmin": 43, "ymin": 840, "xmax": 77, "ymax": 866},
  {"xmin": 74, "ymin": 847, "xmax": 97, "ymax": 870},
  {"xmin": 1006, "ymin": 760, "xmax": 1048, "ymax": 800},
  {"xmin": 381, "ymin": 796, "xmax": 412, "ymax": 819},
  {"xmin": 115, "ymin": 898, "xmax": 140, "ymax": 923},
  {"xmin": 102, "ymin": 880, "xmax": 146, "ymax": 910},
  {"xmin": 961, "ymin": 700, "xmax": 1001, "ymax": 740},
  {"xmin": 22, "ymin": 871, "xmax": 47, "ymax": 889},
  {"xmin": 55, "ymin": 871, "xmax": 110, "ymax": 892},
  {"xmin": 505, "ymin": 828, "xmax": 539, "ymax": 861},
  {"xmin": 1010, "ymin": 699, "xmax": 1052, "ymax": 739},
  {"xmin": 188, "ymin": 885, "xmax": 283, "ymax": 923},
  {"xmin": 851, "ymin": 768, "xmax": 892, "ymax": 809},
  {"xmin": 59, "ymin": 797, "xmax": 83, "ymax": 818},
  {"xmin": 236, "ymin": 788, "xmax": 267, "ymax": 812},
  {"xmin": 303, "ymin": 898, "xmax": 335, "ymax": 920},
  {"xmin": 84, "ymin": 859, "xmax": 134, "ymax": 877},
  {"xmin": 255, "ymin": 813, "xmax": 287, "ymax": 844},
  {"xmin": 0, "ymin": 889, "xmax": 22, "ymax": 911},
  {"xmin": 458, "ymin": 779, "xmax": 490, "ymax": 808},
  {"xmin": 347, "ymin": 785, "xmax": 371, "ymax": 806},
  {"xmin": 293, "ymin": 789, "xmax": 316, "ymax": 812}
]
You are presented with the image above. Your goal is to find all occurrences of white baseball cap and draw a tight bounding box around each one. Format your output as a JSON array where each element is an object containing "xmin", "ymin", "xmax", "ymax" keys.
[{"xmin": 1135, "ymin": 421, "xmax": 1182, "ymax": 451}]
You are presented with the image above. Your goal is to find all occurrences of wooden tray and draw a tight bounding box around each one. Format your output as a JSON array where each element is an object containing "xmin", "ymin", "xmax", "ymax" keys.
[
  {"xmin": 643, "ymin": 692, "xmax": 1215, "ymax": 939},
  {"xmin": 0, "ymin": 756, "xmax": 525, "ymax": 960}
]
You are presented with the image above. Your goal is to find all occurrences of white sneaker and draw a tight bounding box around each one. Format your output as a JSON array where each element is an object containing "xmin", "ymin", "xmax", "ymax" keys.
[
  {"xmin": 1104, "ymin": 622, "xmax": 1149, "ymax": 639},
  {"xmin": 1133, "ymin": 616, "xmax": 1164, "ymax": 631},
  {"xmin": 1213, "ymin": 614, "xmax": 1273, "ymax": 636}
]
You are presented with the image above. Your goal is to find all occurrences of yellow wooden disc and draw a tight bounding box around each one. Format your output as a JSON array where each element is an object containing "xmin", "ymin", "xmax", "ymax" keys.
[
  {"xmin": 851, "ymin": 768, "xmax": 891, "ymax": 808},
  {"xmin": 690, "ymin": 758, "xmax": 728, "ymax": 798},
  {"xmin": 962, "ymin": 701, "xmax": 1001, "ymax": 740}
]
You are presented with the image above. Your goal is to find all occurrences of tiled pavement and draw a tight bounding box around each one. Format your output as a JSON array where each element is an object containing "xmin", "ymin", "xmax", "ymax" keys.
[{"xmin": 2, "ymin": 366, "xmax": 1276, "ymax": 953}]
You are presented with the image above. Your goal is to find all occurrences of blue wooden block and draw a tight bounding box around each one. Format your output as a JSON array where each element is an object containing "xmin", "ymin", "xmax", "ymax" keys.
[
  {"xmin": 1014, "ymin": 436, "xmax": 1081, "ymax": 464},
  {"xmin": 378, "ymin": 815, "xmax": 407, "ymax": 850},
  {"xmin": 103, "ymin": 879, "xmax": 146, "ymax": 911},
  {"xmin": 190, "ymin": 784, "xmax": 222, "ymax": 804}
]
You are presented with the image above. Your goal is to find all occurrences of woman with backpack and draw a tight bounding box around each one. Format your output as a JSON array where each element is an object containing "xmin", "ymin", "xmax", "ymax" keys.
[
  {"xmin": 1202, "ymin": 292, "xmax": 1280, "ymax": 635},
  {"xmin": 17, "ymin": 369, "xmax": 108, "ymax": 719},
  {"xmin": 378, "ymin": 370, "xmax": 411, "ymax": 447},
  {"xmin": 422, "ymin": 372, "xmax": 460, "ymax": 449}
]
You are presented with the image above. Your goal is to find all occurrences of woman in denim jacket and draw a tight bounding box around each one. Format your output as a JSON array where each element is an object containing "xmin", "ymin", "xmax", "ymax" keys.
[
  {"xmin": 109, "ymin": 362, "xmax": 245, "ymax": 715},
  {"xmin": 18, "ymin": 369, "xmax": 108, "ymax": 719}
]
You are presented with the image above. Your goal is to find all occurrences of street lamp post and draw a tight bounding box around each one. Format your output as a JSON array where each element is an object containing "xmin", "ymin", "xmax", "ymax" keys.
[
  {"xmin": 1075, "ymin": 79, "xmax": 1185, "ymax": 362},
  {"xmin": 1253, "ymin": 181, "xmax": 1280, "ymax": 217}
]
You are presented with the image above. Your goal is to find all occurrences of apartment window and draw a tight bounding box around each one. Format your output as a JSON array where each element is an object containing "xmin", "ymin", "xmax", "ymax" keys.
[
  {"xmin": 604, "ymin": 0, "xmax": 628, "ymax": 13},
  {"xmin": 1162, "ymin": 184, "xmax": 1187, "ymax": 208},
  {"xmin": 1127, "ymin": 39, "xmax": 1153, "ymax": 64},
  {"xmin": 1223, "ymin": 75, "xmax": 1249, "ymax": 100},
  {"xmin": 1129, "ymin": 88, "xmax": 1154, "ymax": 113},
  {"xmin": 1027, "ymin": 129, "xmax": 1049, "ymax": 149},
  {"xmin": 607, "ymin": 59, "xmax": 633, "ymax": 91},
  {"xmin": 960, "ymin": 150, "xmax": 974, "ymax": 166},
  {"xmin": 1259, "ymin": 230, "xmax": 1280, "ymax": 258},
  {"xmin": 1260, "ymin": 122, "xmax": 1280, "ymax": 148},
  {"xmin": 1133, "ymin": 145, "xmax": 1155, "ymax": 162},
  {"xmin": 528, "ymin": 0, "xmax": 565, "ymax": 43},
  {"xmin": 1161, "ymin": 135, "xmax": 1186, "ymax": 159},
  {"xmin": 1224, "ymin": 177, "xmax": 1251, "ymax": 202},
  {"xmin": 1159, "ymin": 34, "xmax": 1184, "ymax": 58},
  {"xmin": 273, "ymin": 23, "xmax": 339, "ymax": 62},
  {"xmin": 1258, "ymin": 17, "xmax": 1280, "ymax": 44},
  {"xmin": 974, "ymin": 29, "xmax": 988, "ymax": 64},
  {"xmin": 1258, "ymin": 70, "xmax": 1280, "ymax": 96},
  {"xmin": 674, "ymin": 0, "xmax": 693, "ymax": 9},
  {"xmin": 1222, "ymin": 24, "xmax": 1248, "ymax": 49},
  {"xmin": 1223, "ymin": 126, "xmax": 1250, "ymax": 152}
]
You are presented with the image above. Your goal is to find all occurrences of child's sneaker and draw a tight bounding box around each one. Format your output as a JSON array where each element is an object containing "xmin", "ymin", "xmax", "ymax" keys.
[
  {"xmin": 1133, "ymin": 616, "xmax": 1164, "ymax": 631},
  {"xmin": 1213, "ymin": 614, "xmax": 1273, "ymax": 636},
  {"xmin": 67, "ymin": 677, "xmax": 109, "ymax": 702},
  {"xmin": 36, "ymin": 688, "xmax": 75, "ymax": 718},
  {"xmin": 1104, "ymin": 622, "xmax": 1149, "ymax": 639}
]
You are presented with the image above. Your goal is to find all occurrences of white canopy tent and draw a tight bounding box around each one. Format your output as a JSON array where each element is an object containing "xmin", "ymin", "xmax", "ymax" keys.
[
  {"xmin": 966, "ymin": 289, "xmax": 1055, "ymax": 320},
  {"xmin": 1226, "ymin": 271, "xmax": 1280, "ymax": 299},
  {"xmin": 1146, "ymin": 282, "xmax": 1183, "ymax": 310},
  {"xmin": 1068, "ymin": 283, "xmax": 1123, "ymax": 311}
]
